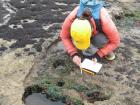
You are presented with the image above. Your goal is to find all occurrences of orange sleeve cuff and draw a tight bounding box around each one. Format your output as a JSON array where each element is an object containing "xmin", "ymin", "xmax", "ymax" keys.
[{"xmin": 97, "ymin": 50, "xmax": 105, "ymax": 58}]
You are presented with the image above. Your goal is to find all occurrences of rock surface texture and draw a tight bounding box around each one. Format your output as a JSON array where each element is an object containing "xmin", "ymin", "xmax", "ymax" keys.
[{"xmin": 0, "ymin": 0, "xmax": 140, "ymax": 105}]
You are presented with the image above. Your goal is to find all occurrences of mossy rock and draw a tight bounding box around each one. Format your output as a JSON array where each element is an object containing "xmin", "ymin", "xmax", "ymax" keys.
[
  {"xmin": 71, "ymin": 98, "xmax": 84, "ymax": 105},
  {"xmin": 46, "ymin": 53, "xmax": 77, "ymax": 76},
  {"xmin": 45, "ymin": 84, "xmax": 63, "ymax": 101},
  {"xmin": 38, "ymin": 74, "xmax": 56, "ymax": 86},
  {"xmin": 65, "ymin": 96, "xmax": 84, "ymax": 105},
  {"xmin": 84, "ymin": 88, "xmax": 111, "ymax": 103},
  {"xmin": 124, "ymin": 10, "xmax": 140, "ymax": 18},
  {"xmin": 72, "ymin": 84, "xmax": 88, "ymax": 92}
]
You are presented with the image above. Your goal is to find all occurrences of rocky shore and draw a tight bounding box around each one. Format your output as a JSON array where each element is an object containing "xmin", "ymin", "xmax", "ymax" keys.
[{"xmin": 0, "ymin": 0, "xmax": 140, "ymax": 105}]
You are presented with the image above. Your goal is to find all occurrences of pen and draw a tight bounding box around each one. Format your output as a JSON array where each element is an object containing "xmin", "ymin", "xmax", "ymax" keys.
[{"xmin": 80, "ymin": 68, "xmax": 83, "ymax": 75}]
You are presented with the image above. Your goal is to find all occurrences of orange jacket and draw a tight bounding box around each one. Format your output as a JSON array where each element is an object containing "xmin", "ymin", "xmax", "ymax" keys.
[{"xmin": 60, "ymin": 6, "xmax": 120, "ymax": 57}]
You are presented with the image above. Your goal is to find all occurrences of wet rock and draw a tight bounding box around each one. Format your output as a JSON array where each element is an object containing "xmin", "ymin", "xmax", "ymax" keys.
[
  {"xmin": 0, "ymin": 0, "xmax": 140, "ymax": 105},
  {"xmin": 9, "ymin": 24, "xmax": 23, "ymax": 29},
  {"xmin": 127, "ymin": 69, "xmax": 136, "ymax": 75},
  {"xmin": 135, "ymin": 84, "xmax": 140, "ymax": 91},
  {"xmin": 123, "ymin": 97, "xmax": 139, "ymax": 105},
  {"xmin": 0, "ymin": 46, "xmax": 7, "ymax": 52},
  {"xmin": 0, "ymin": 1, "xmax": 15, "ymax": 27},
  {"xmin": 110, "ymin": 5, "xmax": 124, "ymax": 20},
  {"xmin": 104, "ymin": 72, "xmax": 112, "ymax": 77},
  {"xmin": 53, "ymin": 59, "xmax": 65, "ymax": 68},
  {"xmin": 137, "ymin": 78, "xmax": 140, "ymax": 83},
  {"xmin": 114, "ymin": 66, "xmax": 127, "ymax": 74},
  {"xmin": 28, "ymin": 52, "xmax": 35, "ymax": 55},
  {"xmin": 85, "ymin": 90, "xmax": 110, "ymax": 103},
  {"xmin": 33, "ymin": 44, "xmax": 42, "ymax": 52},
  {"xmin": 32, "ymin": 39, "xmax": 45, "ymax": 52},
  {"xmin": 21, "ymin": 19, "xmax": 36, "ymax": 24},
  {"xmin": 10, "ymin": 39, "xmax": 37, "ymax": 48},
  {"xmin": 24, "ymin": 48, "xmax": 30, "ymax": 52},
  {"xmin": 123, "ymin": 38, "xmax": 140, "ymax": 50},
  {"xmin": 0, "ymin": 0, "xmax": 74, "ymax": 49},
  {"xmin": 15, "ymin": 52, "xmax": 22, "ymax": 57},
  {"xmin": 9, "ymin": 0, "xmax": 29, "ymax": 9},
  {"xmin": 116, "ymin": 47, "xmax": 133, "ymax": 61},
  {"xmin": 57, "ymin": 80, "xmax": 65, "ymax": 87},
  {"xmin": 115, "ymin": 75, "xmax": 124, "ymax": 81}
]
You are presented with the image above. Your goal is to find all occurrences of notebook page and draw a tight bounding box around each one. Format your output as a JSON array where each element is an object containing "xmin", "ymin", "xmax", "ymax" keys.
[{"xmin": 80, "ymin": 58, "xmax": 102, "ymax": 73}]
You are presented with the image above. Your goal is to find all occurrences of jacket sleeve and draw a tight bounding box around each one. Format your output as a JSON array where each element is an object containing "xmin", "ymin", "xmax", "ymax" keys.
[
  {"xmin": 60, "ymin": 7, "xmax": 79, "ymax": 56},
  {"xmin": 97, "ymin": 8, "xmax": 120, "ymax": 57}
]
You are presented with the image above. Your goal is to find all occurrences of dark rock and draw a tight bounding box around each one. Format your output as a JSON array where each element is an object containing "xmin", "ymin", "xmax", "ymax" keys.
[
  {"xmin": 123, "ymin": 38, "xmax": 140, "ymax": 51},
  {"xmin": 30, "ymin": 3, "xmax": 46, "ymax": 12},
  {"xmin": 120, "ymin": 91, "xmax": 129, "ymax": 95},
  {"xmin": 0, "ymin": 0, "xmax": 79, "ymax": 50},
  {"xmin": 53, "ymin": 59, "xmax": 65, "ymax": 68},
  {"xmin": 24, "ymin": 48, "xmax": 30, "ymax": 52},
  {"xmin": 57, "ymin": 80, "xmax": 65, "ymax": 87},
  {"xmin": 33, "ymin": 43, "xmax": 42, "ymax": 52},
  {"xmin": 127, "ymin": 70, "xmax": 136, "ymax": 75},
  {"xmin": 137, "ymin": 78, "xmax": 140, "ymax": 84},
  {"xmin": 10, "ymin": 39, "xmax": 37, "ymax": 48},
  {"xmin": 124, "ymin": 97, "xmax": 139, "ymax": 105},
  {"xmin": 9, "ymin": 0, "xmax": 29, "ymax": 9},
  {"xmin": 85, "ymin": 90, "xmax": 110, "ymax": 103},
  {"xmin": 114, "ymin": 66, "xmax": 127, "ymax": 74},
  {"xmin": 104, "ymin": 72, "xmax": 112, "ymax": 77},
  {"xmin": 32, "ymin": 39, "xmax": 45, "ymax": 52},
  {"xmin": 114, "ymin": 15, "xmax": 124, "ymax": 20},
  {"xmin": 15, "ymin": 53, "xmax": 22, "ymax": 57},
  {"xmin": 115, "ymin": 75, "xmax": 124, "ymax": 81},
  {"xmin": 0, "ymin": 46, "xmax": 7, "ymax": 52},
  {"xmin": 28, "ymin": 52, "xmax": 35, "ymax": 55}
]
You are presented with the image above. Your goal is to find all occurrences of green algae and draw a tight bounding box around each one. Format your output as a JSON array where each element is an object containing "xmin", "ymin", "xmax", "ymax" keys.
[{"xmin": 45, "ymin": 84, "xmax": 63, "ymax": 101}]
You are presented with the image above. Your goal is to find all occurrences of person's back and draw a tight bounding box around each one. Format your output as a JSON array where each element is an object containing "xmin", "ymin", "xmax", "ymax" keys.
[{"xmin": 77, "ymin": 0, "xmax": 104, "ymax": 23}]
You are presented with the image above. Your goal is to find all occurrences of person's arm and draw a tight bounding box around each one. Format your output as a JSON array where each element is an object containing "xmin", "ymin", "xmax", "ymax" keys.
[
  {"xmin": 60, "ymin": 7, "xmax": 79, "ymax": 57},
  {"xmin": 97, "ymin": 7, "xmax": 120, "ymax": 57}
]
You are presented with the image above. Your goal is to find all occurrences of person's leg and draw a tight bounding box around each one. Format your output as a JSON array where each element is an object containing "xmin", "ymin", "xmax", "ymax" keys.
[
  {"xmin": 91, "ymin": 33, "xmax": 108, "ymax": 48},
  {"xmin": 81, "ymin": 33, "xmax": 107, "ymax": 59},
  {"xmin": 92, "ymin": 33, "xmax": 115, "ymax": 60}
]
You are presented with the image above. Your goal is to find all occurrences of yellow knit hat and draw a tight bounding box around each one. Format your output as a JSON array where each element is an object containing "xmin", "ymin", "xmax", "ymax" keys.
[{"xmin": 70, "ymin": 18, "xmax": 92, "ymax": 50}]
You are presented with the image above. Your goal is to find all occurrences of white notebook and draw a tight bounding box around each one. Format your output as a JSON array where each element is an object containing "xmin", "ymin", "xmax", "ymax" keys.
[{"xmin": 80, "ymin": 58, "xmax": 102, "ymax": 73}]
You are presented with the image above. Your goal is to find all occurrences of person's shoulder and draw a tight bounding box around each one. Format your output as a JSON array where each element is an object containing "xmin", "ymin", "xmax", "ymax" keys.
[
  {"xmin": 100, "ymin": 7, "xmax": 109, "ymax": 16},
  {"xmin": 69, "ymin": 6, "xmax": 79, "ymax": 17},
  {"xmin": 100, "ymin": 7, "xmax": 112, "ymax": 23}
]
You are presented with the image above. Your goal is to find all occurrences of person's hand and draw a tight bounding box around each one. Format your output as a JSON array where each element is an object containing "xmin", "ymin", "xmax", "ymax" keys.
[
  {"xmin": 92, "ymin": 58, "xmax": 97, "ymax": 63},
  {"xmin": 92, "ymin": 53, "xmax": 101, "ymax": 62},
  {"xmin": 72, "ymin": 55, "xmax": 81, "ymax": 66}
]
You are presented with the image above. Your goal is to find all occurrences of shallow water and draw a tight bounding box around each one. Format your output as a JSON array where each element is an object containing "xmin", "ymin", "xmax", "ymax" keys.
[{"xmin": 25, "ymin": 93, "xmax": 64, "ymax": 105}]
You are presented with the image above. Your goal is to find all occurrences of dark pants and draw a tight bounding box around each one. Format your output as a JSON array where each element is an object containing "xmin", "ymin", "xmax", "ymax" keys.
[
  {"xmin": 92, "ymin": 33, "xmax": 108, "ymax": 48},
  {"xmin": 81, "ymin": 33, "xmax": 108, "ymax": 58}
]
